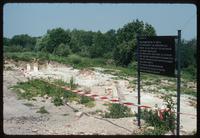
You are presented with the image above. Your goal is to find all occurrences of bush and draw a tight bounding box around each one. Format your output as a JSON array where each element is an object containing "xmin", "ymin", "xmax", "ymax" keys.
[
  {"xmin": 53, "ymin": 96, "xmax": 63, "ymax": 106},
  {"xmin": 138, "ymin": 95, "xmax": 176, "ymax": 135},
  {"xmin": 104, "ymin": 103, "xmax": 134, "ymax": 118},
  {"xmin": 79, "ymin": 96, "xmax": 95, "ymax": 108},
  {"xmin": 182, "ymin": 65, "xmax": 196, "ymax": 80},
  {"xmin": 68, "ymin": 54, "xmax": 82, "ymax": 64}
]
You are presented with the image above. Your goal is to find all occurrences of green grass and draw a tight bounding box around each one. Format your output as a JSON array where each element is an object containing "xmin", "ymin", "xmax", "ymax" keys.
[
  {"xmin": 5, "ymin": 51, "xmax": 195, "ymax": 82},
  {"xmin": 5, "ymin": 51, "xmax": 196, "ymax": 97},
  {"xmin": 79, "ymin": 96, "xmax": 95, "ymax": 108},
  {"xmin": 36, "ymin": 106, "xmax": 49, "ymax": 114},
  {"xmin": 104, "ymin": 103, "xmax": 134, "ymax": 118},
  {"xmin": 182, "ymin": 87, "xmax": 196, "ymax": 97},
  {"xmin": 53, "ymin": 79, "xmax": 70, "ymax": 86},
  {"xmin": 4, "ymin": 52, "xmax": 137, "ymax": 77},
  {"xmin": 161, "ymin": 84, "xmax": 196, "ymax": 97},
  {"xmin": 12, "ymin": 79, "xmax": 95, "ymax": 107}
]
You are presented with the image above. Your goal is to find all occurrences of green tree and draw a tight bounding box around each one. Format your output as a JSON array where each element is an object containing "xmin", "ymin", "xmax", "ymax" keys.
[
  {"xmin": 113, "ymin": 40, "xmax": 136, "ymax": 66},
  {"xmin": 70, "ymin": 29, "xmax": 94, "ymax": 55},
  {"xmin": 180, "ymin": 39, "xmax": 196, "ymax": 68},
  {"xmin": 114, "ymin": 19, "xmax": 156, "ymax": 66},
  {"xmin": 144, "ymin": 23, "xmax": 156, "ymax": 36},
  {"xmin": 89, "ymin": 31, "xmax": 107, "ymax": 58},
  {"xmin": 103, "ymin": 29, "xmax": 117, "ymax": 58},
  {"xmin": 36, "ymin": 28, "xmax": 71, "ymax": 53},
  {"xmin": 53, "ymin": 43, "xmax": 71, "ymax": 57},
  {"xmin": 3, "ymin": 37, "xmax": 10, "ymax": 46},
  {"xmin": 10, "ymin": 34, "xmax": 36, "ymax": 49},
  {"xmin": 116, "ymin": 19, "xmax": 145, "ymax": 44}
]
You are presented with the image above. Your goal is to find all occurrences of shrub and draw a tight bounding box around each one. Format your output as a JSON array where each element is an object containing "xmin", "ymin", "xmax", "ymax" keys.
[
  {"xmin": 68, "ymin": 54, "xmax": 82, "ymax": 65},
  {"xmin": 104, "ymin": 103, "xmax": 134, "ymax": 118},
  {"xmin": 53, "ymin": 96, "xmax": 63, "ymax": 106},
  {"xmin": 137, "ymin": 95, "xmax": 176, "ymax": 135},
  {"xmin": 79, "ymin": 96, "xmax": 95, "ymax": 108}
]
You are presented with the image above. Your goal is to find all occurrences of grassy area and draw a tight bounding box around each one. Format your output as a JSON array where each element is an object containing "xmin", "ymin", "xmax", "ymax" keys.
[
  {"xmin": 4, "ymin": 51, "xmax": 137, "ymax": 76},
  {"xmin": 5, "ymin": 51, "xmax": 196, "ymax": 97},
  {"xmin": 104, "ymin": 103, "xmax": 134, "ymax": 118},
  {"xmin": 11, "ymin": 79, "xmax": 95, "ymax": 107},
  {"xmin": 4, "ymin": 51, "xmax": 196, "ymax": 82}
]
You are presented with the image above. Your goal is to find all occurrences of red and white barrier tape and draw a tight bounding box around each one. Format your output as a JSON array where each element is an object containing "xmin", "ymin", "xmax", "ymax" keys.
[{"xmin": 18, "ymin": 68, "xmax": 197, "ymax": 118}]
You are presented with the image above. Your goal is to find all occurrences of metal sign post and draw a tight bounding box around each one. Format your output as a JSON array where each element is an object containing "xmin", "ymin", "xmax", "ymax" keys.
[
  {"xmin": 137, "ymin": 35, "xmax": 141, "ymax": 128},
  {"xmin": 137, "ymin": 33, "xmax": 180, "ymax": 135},
  {"xmin": 177, "ymin": 30, "xmax": 181, "ymax": 135}
]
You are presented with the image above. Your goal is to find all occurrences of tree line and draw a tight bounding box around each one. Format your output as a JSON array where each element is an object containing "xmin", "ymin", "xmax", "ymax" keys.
[{"xmin": 3, "ymin": 19, "xmax": 196, "ymax": 70}]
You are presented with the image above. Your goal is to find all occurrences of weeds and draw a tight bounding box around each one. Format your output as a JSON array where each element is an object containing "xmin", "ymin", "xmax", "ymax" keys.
[
  {"xmin": 138, "ymin": 95, "xmax": 176, "ymax": 135},
  {"xmin": 79, "ymin": 96, "xmax": 95, "ymax": 108},
  {"xmin": 104, "ymin": 103, "xmax": 134, "ymax": 118},
  {"xmin": 69, "ymin": 77, "xmax": 76, "ymax": 90},
  {"xmin": 36, "ymin": 106, "xmax": 49, "ymax": 114},
  {"xmin": 53, "ymin": 96, "xmax": 63, "ymax": 106},
  {"xmin": 12, "ymin": 79, "xmax": 95, "ymax": 107}
]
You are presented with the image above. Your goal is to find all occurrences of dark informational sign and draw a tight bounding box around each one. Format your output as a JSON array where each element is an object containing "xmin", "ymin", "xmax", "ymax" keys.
[{"xmin": 138, "ymin": 36, "xmax": 176, "ymax": 77}]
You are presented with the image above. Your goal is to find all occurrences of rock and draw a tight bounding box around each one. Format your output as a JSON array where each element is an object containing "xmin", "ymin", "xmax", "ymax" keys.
[
  {"xmin": 32, "ymin": 129, "xmax": 38, "ymax": 132},
  {"xmin": 78, "ymin": 132, "xmax": 85, "ymax": 135},
  {"xmin": 187, "ymin": 82, "xmax": 195, "ymax": 88},
  {"xmin": 19, "ymin": 88, "xmax": 25, "ymax": 93},
  {"xmin": 98, "ymin": 112, "xmax": 102, "ymax": 115},
  {"xmin": 161, "ymin": 80, "xmax": 169, "ymax": 84},
  {"xmin": 41, "ymin": 99, "xmax": 45, "ymax": 102},
  {"xmin": 159, "ymin": 88, "xmax": 166, "ymax": 93},
  {"xmin": 149, "ymin": 86, "xmax": 156, "ymax": 91},
  {"xmin": 180, "ymin": 130, "xmax": 187, "ymax": 135},
  {"xmin": 75, "ymin": 111, "xmax": 83, "ymax": 117},
  {"xmin": 43, "ymin": 94, "xmax": 48, "ymax": 99},
  {"xmin": 146, "ymin": 126, "xmax": 154, "ymax": 130}
]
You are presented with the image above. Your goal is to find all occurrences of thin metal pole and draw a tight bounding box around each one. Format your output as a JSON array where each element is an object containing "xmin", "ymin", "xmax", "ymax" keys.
[
  {"xmin": 137, "ymin": 35, "xmax": 141, "ymax": 128},
  {"xmin": 177, "ymin": 30, "xmax": 181, "ymax": 135}
]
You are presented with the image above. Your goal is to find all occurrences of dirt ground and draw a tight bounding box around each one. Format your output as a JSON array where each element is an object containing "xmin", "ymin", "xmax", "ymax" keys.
[{"xmin": 3, "ymin": 60, "xmax": 197, "ymax": 135}]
